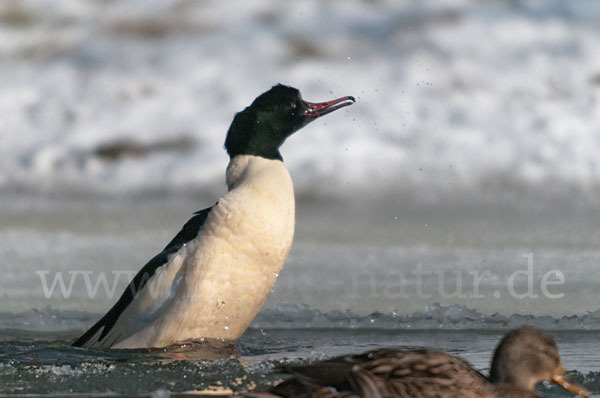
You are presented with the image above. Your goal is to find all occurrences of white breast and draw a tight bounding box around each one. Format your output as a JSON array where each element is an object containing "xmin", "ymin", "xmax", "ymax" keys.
[{"xmin": 113, "ymin": 155, "xmax": 295, "ymax": 348}]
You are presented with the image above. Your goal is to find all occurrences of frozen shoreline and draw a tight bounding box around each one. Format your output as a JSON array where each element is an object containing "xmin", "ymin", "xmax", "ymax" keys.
[{"xmin": 5, "ymin": 302, "xmax": 600, "ymax": 333}]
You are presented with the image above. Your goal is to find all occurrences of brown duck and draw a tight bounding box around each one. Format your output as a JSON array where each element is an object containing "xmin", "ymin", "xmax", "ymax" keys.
[{"xmin": 260, "ymin": 326, "xmax": 589, "ymax": 398}]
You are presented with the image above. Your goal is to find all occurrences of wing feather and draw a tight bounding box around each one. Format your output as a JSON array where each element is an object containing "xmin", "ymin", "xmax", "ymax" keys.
[{"xmin": 72, "ymin": 206, "xmax": 213, "ymax": 348}]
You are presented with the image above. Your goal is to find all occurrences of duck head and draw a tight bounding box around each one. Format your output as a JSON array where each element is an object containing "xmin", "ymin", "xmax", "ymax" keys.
[
  {"xmin": 490, "ymin": 326, "xmax": 588, "ymax": 397},
  {"xmin": 225, "ymin": 84, "xmax": 355, "ymax": 160}
]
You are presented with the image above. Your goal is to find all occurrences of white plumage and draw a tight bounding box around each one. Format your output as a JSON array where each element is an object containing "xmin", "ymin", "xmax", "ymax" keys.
[
  {"xmin": 105, "ymin": 156, "xmax": 295, "ymax": 348},
  {"xmin": 73, "ymin": 84, "xmax": 354, "ymax": 349}
]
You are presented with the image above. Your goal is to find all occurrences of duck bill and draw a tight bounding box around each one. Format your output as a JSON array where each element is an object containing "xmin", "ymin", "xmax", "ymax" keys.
[
  {"xmin": 551, "ymin": 366, "xmax": 589, "ymax": 397},
  {"xmin": 303, "ymin": 96, "xmax": 356, "ymax": 120}
]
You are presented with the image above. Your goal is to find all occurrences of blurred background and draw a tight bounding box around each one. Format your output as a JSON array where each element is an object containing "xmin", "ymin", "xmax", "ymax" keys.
[
  {"xmin": 3, "ymin": 1, "xmax": 600, "ymax": 396},
  {"xmin": 2, "ymin": 0, "xmax": 600, "ymax": 320}
]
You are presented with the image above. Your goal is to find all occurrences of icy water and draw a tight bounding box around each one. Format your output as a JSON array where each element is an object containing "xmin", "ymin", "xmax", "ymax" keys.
[
  {"xmin": 1, "ymin": 328, "xmax": 600, "ymax": 397},
  {"xmin": 2, "ymin": 196, "xmax": 600, "ymax": 396}
]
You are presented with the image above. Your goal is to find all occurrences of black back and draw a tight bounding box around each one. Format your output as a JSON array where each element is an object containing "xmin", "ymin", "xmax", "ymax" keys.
[{"xmin": 72, "ymin": 206, "xmax": 213, "ymax": 347}]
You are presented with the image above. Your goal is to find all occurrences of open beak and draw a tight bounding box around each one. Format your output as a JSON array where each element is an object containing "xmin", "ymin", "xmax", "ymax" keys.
[
  {"xmin": 303, "ymin": 96, "xmax": 355, "ymax": 119},
  {"xmin": 551, "ymin": 365, "xmax": 589, "ymax": 397}
]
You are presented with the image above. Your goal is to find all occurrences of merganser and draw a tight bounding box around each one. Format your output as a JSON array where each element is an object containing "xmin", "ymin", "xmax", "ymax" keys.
[
  {"xmin": 73, "ymin": 84, "xmax": 355, "ymax": 349},
  {"xmin": 263, "ymin": 326, "xmax": 589, "ymax": 398}
]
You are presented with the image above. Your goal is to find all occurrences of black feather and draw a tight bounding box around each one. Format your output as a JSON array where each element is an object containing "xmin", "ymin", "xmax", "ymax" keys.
[{"xmin": 72, "ymin": 206, "xmax": 213, "ymax": 348}]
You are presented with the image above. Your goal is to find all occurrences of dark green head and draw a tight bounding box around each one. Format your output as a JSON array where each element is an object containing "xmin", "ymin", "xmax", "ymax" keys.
[{"xmin": 225, "ymin": 84, "xmax": 355, "ymax": 160}]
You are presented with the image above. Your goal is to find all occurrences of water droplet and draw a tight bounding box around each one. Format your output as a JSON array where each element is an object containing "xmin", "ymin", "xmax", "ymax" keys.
[{"xmin": 224, "ymin": 325, "xmax": 229, "ymax": 330}]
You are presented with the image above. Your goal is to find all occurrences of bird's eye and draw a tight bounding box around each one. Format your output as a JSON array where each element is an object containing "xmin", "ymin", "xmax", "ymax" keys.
[{"xmin": 289, "ymin": 102, "xmax": 297, "ymax": 115}]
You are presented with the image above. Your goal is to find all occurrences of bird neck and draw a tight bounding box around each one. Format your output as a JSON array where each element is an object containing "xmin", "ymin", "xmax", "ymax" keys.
[
  {"xmin": 225, "ymin": 154, "xmax": 287, "ymax": 191},
  {"xmin": 489, "ymin": 358, "xmax": 538, "ymax": 392}
]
